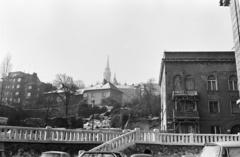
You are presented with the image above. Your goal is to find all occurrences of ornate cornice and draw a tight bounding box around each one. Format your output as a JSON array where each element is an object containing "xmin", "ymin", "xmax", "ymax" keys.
[{"xmin": 163, "ymin": 57, "xmax": 235, "ymax": 63}]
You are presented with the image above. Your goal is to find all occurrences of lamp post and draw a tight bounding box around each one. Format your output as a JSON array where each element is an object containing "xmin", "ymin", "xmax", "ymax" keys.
[{"xmin": 91, "ymin": 99, "xmax": 95, "ymax": 131}]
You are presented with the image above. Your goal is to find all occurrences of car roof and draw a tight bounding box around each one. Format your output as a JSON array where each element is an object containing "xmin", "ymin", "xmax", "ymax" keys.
[
  {"xmin": 130, "ymin": 154, "xmax": 152, "ymax": 157},
  {"xmin": 83, "ymin": 152, "xmax": 120, "ymax": 153},
  {"xmin": 42, "ymin": 151, "xmax": 69, "ymax": 154},
  {"xmin": 205, "ymin": 141, "xmax": 240, "ymax": 147}
]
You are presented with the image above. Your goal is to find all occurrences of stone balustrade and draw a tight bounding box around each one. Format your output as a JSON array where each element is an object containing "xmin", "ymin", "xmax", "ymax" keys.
[
  {"xmin": 0, "ymin": 126, "xmax": 121, "ymax": 143},
  {"xmin": 138, "ymin": 130, "xmax": 240, "ymax": 145},
  {"xmin": 0, "ymin": 125, "xmax": 239, "ymax": 149}
]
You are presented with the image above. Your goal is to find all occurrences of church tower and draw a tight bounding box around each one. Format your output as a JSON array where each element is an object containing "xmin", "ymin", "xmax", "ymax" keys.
[{"xmin": 103, "ymin": 56, "xmax": 111, "ymax": 82}]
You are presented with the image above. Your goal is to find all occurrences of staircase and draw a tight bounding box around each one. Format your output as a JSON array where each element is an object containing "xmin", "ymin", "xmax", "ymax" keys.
[{"xmin": 89, "ymin": 129, "xmax": 139, "ymax": 152}]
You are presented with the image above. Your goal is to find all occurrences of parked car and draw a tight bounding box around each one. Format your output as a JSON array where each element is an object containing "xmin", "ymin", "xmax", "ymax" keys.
[
  {"xmin": 78, "ymin": 151, "xmax": 124, "ymax": 157},
  {"xmin": 40, "ymin": 151, "xmax": 70, "ymax": 157},
  {"xmin": 200, "ymin": 141, "xmax": 240, "ymax": 157}
]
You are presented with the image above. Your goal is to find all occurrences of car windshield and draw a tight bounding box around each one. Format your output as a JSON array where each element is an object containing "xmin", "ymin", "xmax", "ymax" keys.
[{"xmin": 200, "ymin": 146, "xmax": 220, "ymax": 157}]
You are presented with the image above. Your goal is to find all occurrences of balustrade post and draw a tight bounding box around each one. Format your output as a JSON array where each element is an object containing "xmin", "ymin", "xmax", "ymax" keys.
[
  {"xmin": 134, "ymin": 128, "xmax": 140, "ymax": 142},
  {"xmin": 45, "ymin": 126, "xmax": 52, "ymax": 141},
  {"xmin": 153, "ymin": 129, "xmax": 159, "ymax": 142},
  {"xmin": 189, "ymin": 133, "xmax": 194, "ymax": 144}
]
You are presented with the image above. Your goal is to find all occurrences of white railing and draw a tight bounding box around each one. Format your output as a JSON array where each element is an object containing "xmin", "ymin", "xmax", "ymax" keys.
[
  {"xmin": 0, "ymin": 126, "xmax": 121, "ymax": 143},
  {"xmin": 0, "ymin": 126, "xmax": 240, "ymax": 147},
  {"xmin": 89, "ymin": 129, "xmax": 139, "ymax": 152},
  {"xmin": 138, "ymin": 130, "xmax": 240, "ymax": 145}
]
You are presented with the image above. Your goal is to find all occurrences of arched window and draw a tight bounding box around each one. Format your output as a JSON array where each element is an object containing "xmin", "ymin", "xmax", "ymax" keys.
[
  {"xmin": 185, "ymin": 75, "xmax": 195, "ymax": 90},
  {"xmin": 173, "ymin": 75, "xmax": 182, "ymax": 91},
  {"xmin": 207, "ymin": 75, "xmax": 218, "ymax": 91},
  {"xmin": 229, "ymin": 75, "xmax": 238, "ymax": 91}
]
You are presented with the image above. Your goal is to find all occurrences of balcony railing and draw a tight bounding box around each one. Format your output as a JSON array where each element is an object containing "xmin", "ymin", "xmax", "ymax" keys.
[
  {"xmin": 173, "ymin": 111, "xmax": 199, "ymax": 119},
  {"xmin": 172, "ymin": 90, "xmax": 198, "ymax": 99}
]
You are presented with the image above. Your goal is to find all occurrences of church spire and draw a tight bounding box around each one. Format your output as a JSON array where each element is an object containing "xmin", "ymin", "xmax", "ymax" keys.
[
  {"xmin": 103, "ymin": 56, "xmax": 111, "ymax": 82},
  {"xmin": 113, "ymin": 73, "xmax": 119, "ymax": 85},
  {"xmin": 107, "ymin": 56, "xmax": 110, "ymax": 69}
]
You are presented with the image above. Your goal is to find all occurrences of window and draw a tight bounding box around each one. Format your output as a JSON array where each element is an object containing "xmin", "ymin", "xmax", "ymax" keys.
[
  {"xmin": 102, "ymin": 92, "xmax": 107, "ymax": 98},
  {"xmin": 12, "ymin": 85, "xmax": 14, "ymax": 89},
  {"xmin": 229, "ymin": 75, "xmax": 238, "ymax": 91},
  {"xmin": 185, "ymin": 75, "xmax": 195, "ymax": 90},
  {"xmin": 208, "ymin": 75, "xmax": 218, "ymax": 91},
  {"xmin": 27, "ymin": 92, "xmax": 31, "ymax": 97},
  {"xmin": 28, "ymin": 85, "xmax": 32, "ymax": 89},
  {"xmin": 17, "ymin": 78, "xmax": 21, "ymax": 82},
  {"xmin": 211, "ymin": 125, "xmax": 221, "ymax": 134},
  {"xmin": 231, "ymin": 100, "xmax": 240, "ymax": 114},
  {"xmin": 209, "ymin": 100, "xmax": 219, "ymax": 113},
  {"xmin": 15, "ymin": 92, "xmax": 19, "ymax": 96},
  {"xmin": 9, "ymin": 98, "xmax": 12, "ymax": 102},
  {"xmin": 17, "ymin": 98, "xmax": 20, "ymax": 103},
  {"xmin": 17, "ymin": 84, "xmax": 20, "ymax": 89},
  {"xmin": 173, "ymin": 75, "xmax": 182, "ymax": 91}
]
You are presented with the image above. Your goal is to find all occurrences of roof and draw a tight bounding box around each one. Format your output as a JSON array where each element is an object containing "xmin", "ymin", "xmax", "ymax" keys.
[
  {"xmin": 75, "ymin": 89, "xmax": 84, "ymax": 95},
  {"xmin": 44, "ymin": 89, "xmax": 64, "ymax": 94},
  {"xmin": 84, "ymin": 82, "xmax": 122, "ymax": 93},
  {"xmin": 205, "ymin": 141, "xmax": 240, "ymax": 147},
  {"xmin": 116, "ymin": 84, "xmax": 135, "ymax": 89}
]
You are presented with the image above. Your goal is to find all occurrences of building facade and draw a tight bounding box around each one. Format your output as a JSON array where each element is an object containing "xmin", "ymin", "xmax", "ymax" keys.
[
  {"xmin": 116, "ymin": 84, "xmax": 138, "ymax": 103},
  {"xmin": 83, "ymin": 82, "xmax": 123, "ymax": 105},
  {"xmin": 43, "ymin": 89, "xmax": 83, "ymax": 118},
  {"xmin": 159, "ymin": 51, "xmax": 240, "ymax": 134},
  {"xmin": 220, "ymin": 0, "xmax": 240, "ymax": 96},
  {"xmin": 1, "ymin": 71, "xmax": 44, "ymax": 108}
]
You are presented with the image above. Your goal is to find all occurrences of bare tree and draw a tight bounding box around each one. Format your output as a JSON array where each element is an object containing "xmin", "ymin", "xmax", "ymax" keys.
[
  {"xmin": 53, "ymin": 73, "xmax": 79, "ymax": 128},
  {"xmin": 0, "ymin": 53, "xmax": 12, "ymax": 78},
  {"xmin": 74, "ymin": 80, "xmax": 85, "ymax": 89}
]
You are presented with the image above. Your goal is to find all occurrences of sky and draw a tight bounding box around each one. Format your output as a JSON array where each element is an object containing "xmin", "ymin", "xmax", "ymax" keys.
[{"xmin": 0, "ymin": 0, "xmax": 234, "ymax": 86}]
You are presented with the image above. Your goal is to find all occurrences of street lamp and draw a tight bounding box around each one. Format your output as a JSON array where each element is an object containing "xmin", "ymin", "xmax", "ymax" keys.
[{"xmin": 91, "ymin": 99, "xmax": 95, "ymax": 131}]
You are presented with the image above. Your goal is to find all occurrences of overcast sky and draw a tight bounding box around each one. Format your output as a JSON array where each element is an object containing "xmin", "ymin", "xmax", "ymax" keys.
[{"xmin": 0, "ymin": 0, "xmax": 234, "ymax": 85}]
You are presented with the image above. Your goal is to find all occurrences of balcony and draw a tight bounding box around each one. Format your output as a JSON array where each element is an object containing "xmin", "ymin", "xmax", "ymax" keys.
[
  {"xmin": 173, "ymin": 110, "xmax": 199, "ymax": 119},
  {"xmin": 172, "ymin": 90, "xmax": 198, "ymax": 100}
]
